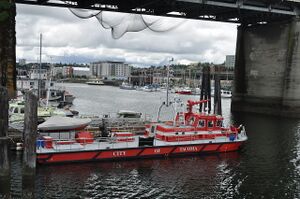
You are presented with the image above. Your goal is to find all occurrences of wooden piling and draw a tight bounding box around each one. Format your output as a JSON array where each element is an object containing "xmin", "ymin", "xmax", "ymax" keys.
[
  {"xmin": 0, "ymin": 86, "xmax": 10, "ymax": 198},
  {"xmin": 214, "ymin": 66, "xmax": 222, "ymax": 115},
  {"xmin": 23, "ymin": 91, "xmax": 37, "ymax": 174},
  {"xmin": 200, "ymin": 66, "xmax": 211, "ymax": 113},
  {"xmin": 22, "ymin": 91, "xmax": 37, "ymax": 198}
]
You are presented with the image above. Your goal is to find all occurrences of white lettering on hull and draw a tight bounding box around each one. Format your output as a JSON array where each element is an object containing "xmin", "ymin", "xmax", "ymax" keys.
[
  {"xmin": 154, "ymin": 149, "xmax": 161, "ymax": 153},
  {"xmin": 113, "ymin": 151, "xmax": 126, "ymax": 156},
  {"xmin": 179, "ymin": 146, "xmax": 198, "ymax": 152}
]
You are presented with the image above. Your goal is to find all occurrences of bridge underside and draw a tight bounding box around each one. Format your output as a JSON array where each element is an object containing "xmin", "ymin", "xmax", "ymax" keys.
[
  {"xmin": 16, "ymin": 0, "xmax": 299, "ymax": 25},
  {"xmin": 4, "ymin": 0, "xmax": 300, "ymax": 116}
]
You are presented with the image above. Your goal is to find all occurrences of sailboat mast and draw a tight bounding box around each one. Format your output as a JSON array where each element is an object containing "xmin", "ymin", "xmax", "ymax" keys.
[
  {"xmin": 166, "ymin": 57, "xmax": 173, "ymax": 107},
  {"xmin": 38, "ymin": 33, "xmax": 42, "ymax": 100}
]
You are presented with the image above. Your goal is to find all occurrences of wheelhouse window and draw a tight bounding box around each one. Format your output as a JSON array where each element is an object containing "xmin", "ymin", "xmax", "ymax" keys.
[
  {"xmin": 20, "ymin": 108, "xmax": 25, "ymax": 114},
  {"xmin": 208, "ymin": 120, "xmax": 214, "ymax": 128},
  {"xmin": 188, "ymin": 116, "xmax": 195, "ymax": 125},
  {"xmin": 198, "ymin": 119, "xmax": 205, "ymax": 128},
  {"xmin": 14, "ymin": 108, "xmax": 19, "ymax": 113},
  {"xmin": 216, "ymin": 120, "xmax": 223, "ymax": 127}
]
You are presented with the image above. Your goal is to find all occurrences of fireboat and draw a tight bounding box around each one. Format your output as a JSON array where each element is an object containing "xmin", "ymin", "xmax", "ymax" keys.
[{"xmin": 36, "ymin": 98, "xmax": 247, "ymax": 164}]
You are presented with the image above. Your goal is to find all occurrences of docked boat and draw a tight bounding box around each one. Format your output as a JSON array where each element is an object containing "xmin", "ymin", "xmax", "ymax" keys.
[
  {"xmin": 86, "ymin": 79, "xmax": 105, "ymax": 85},
  {"xmin": 211, "ymin": 89, "xmax": 232, "ymax": 98},
  {"xmin": 175, "ymin": 87, "xmax": 192, "ymax": 95},
  {"xmin": 119, "ymin": 82, "xmax": 135, "ymax": 90},
  {"xmin": 9, "ymin": 100, "xmax": 76, "ymax": 134},
  {"xmin": 137, "ymin": 85, "xmax": 160, "ymax": 92},
  {"xmin": 36, "ymin": 99, "xmax": 247, "ymax": 164},
  {"xmin": 64, "ymin": 91, "xmax": 76, "ymax": 104}
]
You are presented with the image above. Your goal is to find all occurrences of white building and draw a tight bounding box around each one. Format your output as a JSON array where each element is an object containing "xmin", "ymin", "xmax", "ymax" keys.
[
  {"xmin": 225, "ymin": 55, "xmax": 235, "ymax": 68},
  {"xmin": 51, "ymin": 67, "xmax": 63, "ymax": 77},
  {"xmin": 29, "ymin": 69, "xmax": 48, "ymax": 80},
  {"xmin": 73, "ymin": 67, "xmax": 91, "ymax": 77},
  {"xmin": 62, "ymin": 66, "xmax": 73, "ymax": 77},
  {"xmin": 90, "ymin": 61, "xmax": 131, "ymax": 80}
]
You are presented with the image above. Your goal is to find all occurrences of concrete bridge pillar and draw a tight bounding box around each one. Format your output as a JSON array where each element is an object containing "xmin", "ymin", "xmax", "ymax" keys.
[
  {"xmin": 232, "ymin": 18, "xmax": 300, "ymax": 117},
  {"xmin": 0, "ymin": 0, "xmax": 16, "ymax": 98}
]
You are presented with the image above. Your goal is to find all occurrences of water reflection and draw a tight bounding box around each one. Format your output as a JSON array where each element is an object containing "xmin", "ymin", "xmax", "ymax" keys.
[{"xmin": 34, "ymin": 153, "xmax": 240, "ymax": 198}]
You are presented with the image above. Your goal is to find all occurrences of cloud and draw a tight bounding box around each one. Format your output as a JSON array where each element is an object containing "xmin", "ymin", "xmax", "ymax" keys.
[{"xmin": 16, "ymin": 4, "xmax": 237, "ymax": 66}]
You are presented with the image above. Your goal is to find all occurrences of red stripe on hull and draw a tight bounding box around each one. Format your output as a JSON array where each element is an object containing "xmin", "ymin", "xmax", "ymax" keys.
[
  {"xmin": 218, "ymin": 142, "xmax": 241, "ymax": 152},
  {"xmin": 38, "ymin": 152, "xmax": 98, "ymax": 163},
  {"xmin": 37, "ymin": 142, "xmax": 244, "ymax": 164},
  {"xmin": 202, "ymin": 144, "xmax": 220, "ymax": 151}
]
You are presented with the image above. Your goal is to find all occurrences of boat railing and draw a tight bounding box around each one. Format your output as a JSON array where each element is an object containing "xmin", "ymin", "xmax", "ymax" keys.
[
  {"xmin": 171, "ymin": 132, "xmax": 232, "ymax": 145},
  {"xmin": 80, "ymin": 112, "xmax": 153, "ymax": 123},
  {"xmin": 36, "ymin": 136, "xmax": 137, "ymax": 152}
]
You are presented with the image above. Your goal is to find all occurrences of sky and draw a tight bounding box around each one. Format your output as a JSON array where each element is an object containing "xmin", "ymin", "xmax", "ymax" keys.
[{"xmin": 16, "ymin": 4, "xmax": 238, "ymax": 67}]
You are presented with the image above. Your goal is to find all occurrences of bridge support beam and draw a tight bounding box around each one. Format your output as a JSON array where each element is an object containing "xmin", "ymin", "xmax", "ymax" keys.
[
  {"xmin": 0, "ymin": 0, "xmax": 16, "ymax": 99},
  {"xmin": 232, "ymin": 18, "xmax": 300, "ymax": 117}
]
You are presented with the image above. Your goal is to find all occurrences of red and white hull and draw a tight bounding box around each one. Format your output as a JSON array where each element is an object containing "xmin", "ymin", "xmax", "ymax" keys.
[
  {"xmin": 36, "ymin": 99, "xmax": 248, "ymax": 165},
  {"xmin": 37, "ymin": 141, "xmax": 244, "ymax": 164}
]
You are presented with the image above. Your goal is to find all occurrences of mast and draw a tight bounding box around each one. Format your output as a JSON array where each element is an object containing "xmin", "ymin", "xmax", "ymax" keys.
[
  {"xmin": 157, "ymin": 57, "xmax": 173, "ymax": 122},
  {"xmin": 38, "ymin": 33, "xmax": 42, "ymax": 101},
  {"xmin": 166, "ymin": 57, "xmax": 173, "ymax": 107}
]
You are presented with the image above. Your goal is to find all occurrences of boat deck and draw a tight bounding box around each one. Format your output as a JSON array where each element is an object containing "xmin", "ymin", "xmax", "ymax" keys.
[{"xmin": 37, "ymin": 137, "xmax": 140, "ymax": 154}]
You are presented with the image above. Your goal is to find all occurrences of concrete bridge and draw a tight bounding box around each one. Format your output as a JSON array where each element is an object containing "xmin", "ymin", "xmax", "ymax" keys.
[{"xmin": 2, "ymin": 0, "xmax": 300, "ymax": 116}]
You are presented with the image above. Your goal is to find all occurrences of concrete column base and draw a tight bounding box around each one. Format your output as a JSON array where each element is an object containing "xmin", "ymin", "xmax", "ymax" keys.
[{"xmin": 232, "ymin": 18, "xmax": 300, "ymax": 118}]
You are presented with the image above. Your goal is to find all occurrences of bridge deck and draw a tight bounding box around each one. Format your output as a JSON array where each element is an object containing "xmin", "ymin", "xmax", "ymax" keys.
[{"xmin": 16, "ymin": 0, "xmax": 300, "ymax": 24}]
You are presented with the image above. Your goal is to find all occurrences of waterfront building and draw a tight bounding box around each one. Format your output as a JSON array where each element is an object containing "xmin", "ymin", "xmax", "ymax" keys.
[
  {"xmin": 73, "ymin": 67, "xmax": 91, "ymax": 77},
  {"xmin": 225, "ymin": 55, "xmax": 235, "ymax": 68},
  {"xmin": 90, "ymin": 61, "xmax": 131, "ymax": 80},
  {"xmin": 62, "ymin": 66, "xmax": 73, "ymax": 77}
]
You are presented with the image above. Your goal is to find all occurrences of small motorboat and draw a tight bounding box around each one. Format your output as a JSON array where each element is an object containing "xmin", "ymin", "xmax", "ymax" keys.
[{"xmin": 119, "ymin": 82, "xmax": 135, "ymax": 90}]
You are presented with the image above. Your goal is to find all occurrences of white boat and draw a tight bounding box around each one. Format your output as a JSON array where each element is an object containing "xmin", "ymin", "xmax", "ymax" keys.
[
  {"xmin": 211, "ymin": 89, "xmax": 232, "ymax": 98},
  {"xmin": 86, "ymin": 80, "xmax": 105, "ymax": 85},
  {"xmin": 119, "ymin": 82, "xmax": 135, "ymax": 90},
  {"xmin": 38, "ymin": 116, "xmax": 91, "ymax": 131},
  {"xmin": 9, "ymin": 100, "xmax": 68, "ymax": 124},
  {"xmin": 138, "ymin": 85, "xmax": 160, "ymax": 92}
]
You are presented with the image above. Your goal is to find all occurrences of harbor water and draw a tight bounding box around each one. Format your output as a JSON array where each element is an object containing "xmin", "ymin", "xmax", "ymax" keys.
[{"xmin": 9, "ymin": 83, "xmax": 300, "ymax": 198}]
